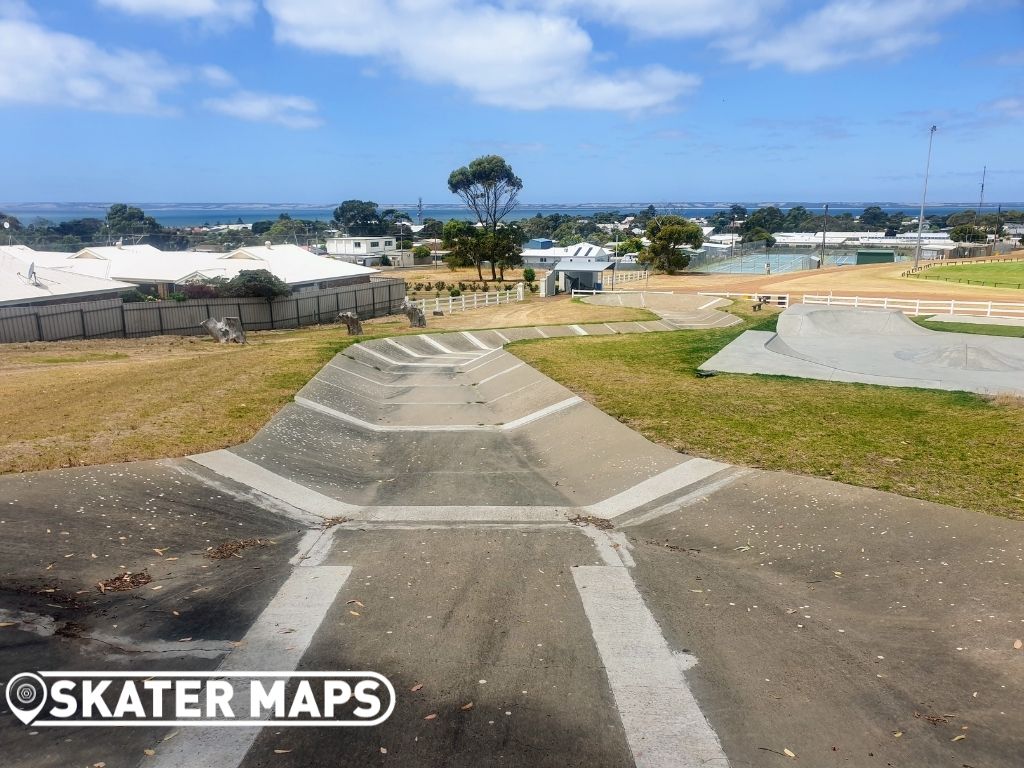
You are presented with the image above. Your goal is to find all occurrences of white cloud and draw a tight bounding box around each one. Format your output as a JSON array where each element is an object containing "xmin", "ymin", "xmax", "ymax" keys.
[
  {"xmin": 203, "ymin": 90, "xmax": 323, "ymax": 128},
  {"xmin": 199, "ymin": 64, "xmax": 236, "ymax": 87},
  {"xmin": 0, "ymin": 17, "xmax": 185, "ymax": 113},
  {"xmin": 96, "ymin": 0, "xmax": 255, "ymax": 24},
  {"xmin": 533, "ymin": 0, "xmax": 779, "ymax": 38},
  {"xmin": 724, "ymin": 0, "xmax": 970, "ymax": 72},
  {"xmin": 263, "ymin": 0, "xmax": 698, "ymax": 111},
  {"xmin": 991, "ymin": 97, "xmax": 1024, "ymax": 119}
]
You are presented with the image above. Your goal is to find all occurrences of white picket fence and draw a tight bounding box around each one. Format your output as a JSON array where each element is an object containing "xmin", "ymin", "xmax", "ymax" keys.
[
  {"xmin": 414, "ymin": 283, "xmax": 524, "ymax": 314},
  {"xmin": 801, "ymin": 294, "xmax": 1024, "ymax": 318},
  {"xmin": 613, "ymin": 269, "xmax": 649, "ymax": 286}
]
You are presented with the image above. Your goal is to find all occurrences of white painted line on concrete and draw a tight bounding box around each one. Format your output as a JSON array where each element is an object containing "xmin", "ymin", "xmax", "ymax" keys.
[
  {"xmin": 475, "ymin": 362, "xmax": 525, "ymax": 384},
  {"xmin": 574, "ymin": 525, "xmax": 634, "ymax": 567},
  {"xmin": 570, "ymin": 324, "xmax": 588, "ymax": 336},
  {"xmin": 325, "ymin": 361, "xmax": 454, "ymax": 388},
  {"xmin": 536, "ymin": 327, "xmax": 548, "ymax": 338},
  {"xmin": 419, "ymin": 334, "xmax": 456, "ymax": 354},
  {"xmin": 189, "ymin": 450, "xmax": 358, "ymax": 518},
  {"xmin": 698, "ymin": 298, "xmax": 721, "ymax": 310},
  {"xmin": 604, "ymin": 323, "xmax": 619, "ymax": 334},
  {"xmin": 354, "ymin": 345, "xmax": 464, "ymax": 368},
  {"xmin": 149, "ymin": 552, "xmax": 352, "ymax": 768},
  {"xmin": 459, "ymin": 348, "xmax": 507, "ymax": 373},
  {"xmin": 622, "ymin": 469, "xmax": 753, "ymax": 528},
  {"xmin": 167, "ymin": 460, "xmax": 322, "ymax": 527},
  {"xmin": 294, "ymin": 394, "xmax": 582, "ymax": 433},
  {"xmin": 385, "ymin": 337, "xmax": 478, "ymax": 360},
  {"xmin": 492, "ymin": 330, "xmax": 511, "ymax": 344},
  {"xmin": 585, "ymin": 458, "xmax": 731, "ymax": 519},
  {"xmin": 573, "ymin": 566, "xmax": 728, "ymax": 768},
  {"xmin": 500, "ymin": 396, "xmax": 583, "ymax": 430},
  {"xmin": 361, "ymin": 506, "xmax": 571, "ymax": 522},
  {"xmin": 461, "ymin": 331, "xmax": 494, "ymax": 350}
]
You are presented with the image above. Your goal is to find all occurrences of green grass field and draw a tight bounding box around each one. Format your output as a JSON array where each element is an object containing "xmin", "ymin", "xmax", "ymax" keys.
[
  {"xmin": 914, "ymin": 318, "xmax": 1024, "ymax": 337},
  {"xmin": 916, "ymin": 260, "xmax": 1024, "ymax": 289},
  {"xmin": 511, "ymin": 312, "xmax": 1024, "ymax": 519}
]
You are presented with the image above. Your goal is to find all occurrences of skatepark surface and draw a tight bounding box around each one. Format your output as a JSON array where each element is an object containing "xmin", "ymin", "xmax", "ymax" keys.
[
  {"xmin": 701, "ymin": 304, "xmax": 1024, "ymax": 396},
  {"xmin": 2, "ymin": 316, "xmax": 1022, "ymax": 768},
  {"xmin": 580, "ymin": 291, "xmax": 741, "ymax": 328}
]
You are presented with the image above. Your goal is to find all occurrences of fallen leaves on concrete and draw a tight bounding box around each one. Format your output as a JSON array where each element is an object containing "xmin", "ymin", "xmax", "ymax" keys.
[
  {"xmin": 567, "ymin": 514, "xmax": 614, "ymax": 530},
  {"xmin": 97, "ymin": 571, "xmax": 152, "ymax": 593},
  {"xmin": 205, "ymin": 538, "xmax": 272, "ymax": 560}
]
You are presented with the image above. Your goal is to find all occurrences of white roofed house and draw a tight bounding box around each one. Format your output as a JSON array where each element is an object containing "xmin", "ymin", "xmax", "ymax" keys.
[
  {"xmin": 185, "ymin": 244, "xmax": 378, "ymax": 291},
  {"xmin": 0, "ymin": 248, "xmax": 134, "ymax": 307},
  {"xmin": 20, "ymin": 242, "xmax": 378, "ymax": 297}
]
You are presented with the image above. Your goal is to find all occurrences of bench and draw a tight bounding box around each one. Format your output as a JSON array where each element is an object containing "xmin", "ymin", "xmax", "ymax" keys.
[{"xmin": 751, "ymin": 302, "xmax": 763, "ymax": 311}]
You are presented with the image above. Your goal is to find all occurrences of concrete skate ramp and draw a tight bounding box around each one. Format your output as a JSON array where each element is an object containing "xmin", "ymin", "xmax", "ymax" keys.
[
  {"xmin": 701, "ymin": 304, "xmax": 1024, "ymax": 397},
  {"xmin": 581, "ymin": 291, "xmax": 741, "ymax": 328}
]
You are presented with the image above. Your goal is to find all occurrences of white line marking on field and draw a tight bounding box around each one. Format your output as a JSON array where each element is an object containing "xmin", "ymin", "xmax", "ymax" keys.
[
  {"xmin": 573, "ymin": 566, "xmax": 728, "ymax": 768},
  {"xmin": 189, "ymin": 450, "xmax": 357, "ymax": 518},
  {"xmin": 585, "ymin": 458, "xmax": 731, "ymax": 519},
  {"xmin": 570, "ymin": 324, "xmax": 588, "ymax": 336},
  {"xmin": 149, "ymin": 548, "xmax": 352, "ymax": 768},
  {"xmin": 294, "ymin": 395, "xmax": 582, "ymax": 432},
  {"xmin": 461, "ymin": 331, "xmax": 493, "ymax": 350}
]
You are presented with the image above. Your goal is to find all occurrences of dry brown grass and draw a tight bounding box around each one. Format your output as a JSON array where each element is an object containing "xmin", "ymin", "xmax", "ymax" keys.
[{"xmin": 0, "ymin": 295, "xmax": 655, "ymax": 474}]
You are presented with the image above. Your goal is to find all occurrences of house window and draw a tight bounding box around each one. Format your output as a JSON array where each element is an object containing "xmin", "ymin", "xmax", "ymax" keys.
[
  {"xmin": 384, "ymin": 240, "xmax": 392, "ymax": 246},
  {"xmin": 371, "ymin": 241, "xmax": 380, "ymax": 248},
  {"xmin": 354, "ymin": 241, "xmax": 362, "ymax": 248}
]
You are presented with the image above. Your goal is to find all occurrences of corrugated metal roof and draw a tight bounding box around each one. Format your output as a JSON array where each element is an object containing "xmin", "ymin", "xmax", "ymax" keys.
[{"xmin": 0, "ymin": 251, "xmax": 134, "ymax": 306}]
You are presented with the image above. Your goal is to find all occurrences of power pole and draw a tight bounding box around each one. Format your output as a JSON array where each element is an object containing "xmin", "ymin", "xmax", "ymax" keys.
[{"xmin": 914, "ymin": 125, "xmax": 938, "ymax": 269}]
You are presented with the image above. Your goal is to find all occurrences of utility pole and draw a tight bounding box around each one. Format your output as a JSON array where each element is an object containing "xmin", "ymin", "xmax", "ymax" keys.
[
  {"xmin": 914, "ymin": 125, "xmax": 938, "ymax": 269},
  {"xmin": 820, "ymin": 203, "xmax": 829, "ymax": 269}
]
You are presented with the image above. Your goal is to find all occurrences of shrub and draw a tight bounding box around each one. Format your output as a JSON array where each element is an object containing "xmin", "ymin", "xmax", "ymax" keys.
[
  {"xmin": 219, "ymin": 269, "xmax": 290, "ymax": 300},
  {"xmin": 523, "ymin": 267, "xmax": 536, "ymax": 282},
  {"xmin": 449, "ymin": 288, "xmax": 461, "ymax": 297},
  {"xmin": 168, "ymin": 291, "xmax": 187, "ymax": 302},
  {"xmin": 434, "ymin": 280, "xmax": 447, "ymax": 291}
]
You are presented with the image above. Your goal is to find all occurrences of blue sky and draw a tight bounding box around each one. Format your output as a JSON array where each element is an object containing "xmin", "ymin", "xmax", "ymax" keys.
[{"xmin": 1, "ymin": 0, "xmax": 1022, "ymax": 204}]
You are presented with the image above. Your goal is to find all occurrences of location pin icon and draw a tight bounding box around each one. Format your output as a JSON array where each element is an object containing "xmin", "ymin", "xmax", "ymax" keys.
[{"xmin": 5, "ymin": 673, "xmax": 48, "ymax": 725}]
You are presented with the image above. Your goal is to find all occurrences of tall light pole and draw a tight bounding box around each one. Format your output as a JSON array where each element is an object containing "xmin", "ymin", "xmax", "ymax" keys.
[
  {"xmin": 820, "ymin": 203, "xmax": 828, "ymax": 269},
  {"xmin": 914, "ymin": 125, "xmax": 937, "ymax": 268}
]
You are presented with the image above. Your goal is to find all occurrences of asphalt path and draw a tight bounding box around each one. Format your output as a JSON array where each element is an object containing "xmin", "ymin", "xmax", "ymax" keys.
[{"xmin": 1, "ymin": 318, "xmax": 1021, "ymax": 767}]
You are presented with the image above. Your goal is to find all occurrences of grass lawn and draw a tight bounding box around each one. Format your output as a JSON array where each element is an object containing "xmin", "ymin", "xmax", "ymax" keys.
[
  {"xmin": 914, "ymin": 318, "xmax": 1024, "ymax": 337},
  {"xmin": 916, "ymin": 261, "xmax": 1024, "ymax": 289},
  {"xmin": 510, "ymin": 308, "xmax": 1024, "ymax": 519},
  {"xmin": 0, "ymin": 328, "xmax": 360, "ymax": 474}
]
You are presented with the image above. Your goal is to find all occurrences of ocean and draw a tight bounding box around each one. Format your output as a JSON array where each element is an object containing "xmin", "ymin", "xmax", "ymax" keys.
[{"xmin": 2, "ymin": 202, "xmax": 1020, "ymax": 227}]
